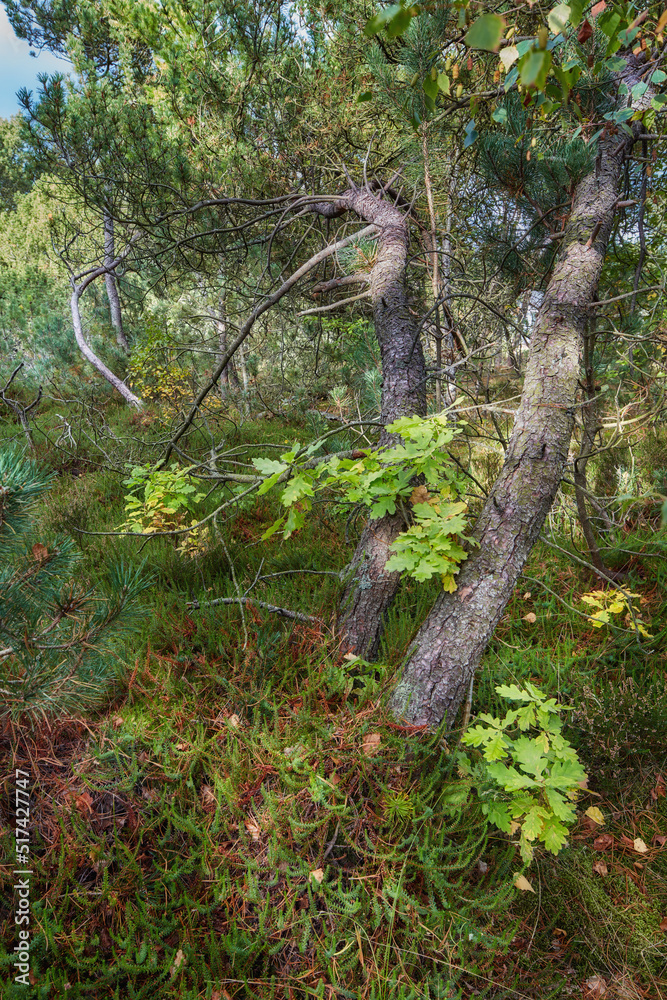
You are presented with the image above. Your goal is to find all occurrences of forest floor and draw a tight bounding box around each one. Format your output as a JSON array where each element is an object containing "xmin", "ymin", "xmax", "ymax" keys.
[{"xmin": 1, "ymin": 400, "xmax": 667, "ymax": 999}]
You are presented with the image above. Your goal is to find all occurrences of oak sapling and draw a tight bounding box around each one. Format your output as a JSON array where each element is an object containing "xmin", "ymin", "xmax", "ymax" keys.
[
  {"xmin": 253, "ymin": 413, "xmax": 473, "ymax": 592},
  {"xmin": 460, "ymin": 683, "xmax": 586, "ymax": 863}
]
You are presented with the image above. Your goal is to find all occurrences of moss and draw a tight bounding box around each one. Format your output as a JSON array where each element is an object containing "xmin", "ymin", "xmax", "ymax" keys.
[{"xmin": 529, "ymin": 849, "xmax": 667, "ymax": 978}]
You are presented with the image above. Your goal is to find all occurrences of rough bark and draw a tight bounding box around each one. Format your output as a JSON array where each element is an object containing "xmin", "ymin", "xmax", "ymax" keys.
[
  {"xmin": 103, "ymin": 211, "xmax": 129, "ymax": 352},
  {"xmin": 389, "ymin": 130, "xmax": 629, "ymax": 727},
  {"xmin": 310, "ymin": 187, "xmax": 427, "ymax": 657},
  {"xmin": 422, "ymin": 129, "xmax": 443, "ymax": 410}
]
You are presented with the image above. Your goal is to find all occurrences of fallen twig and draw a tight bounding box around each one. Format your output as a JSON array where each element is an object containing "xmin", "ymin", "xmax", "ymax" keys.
[{"xmin": 187, "ymin": 596, "xmax": 321, "ymax": 623}]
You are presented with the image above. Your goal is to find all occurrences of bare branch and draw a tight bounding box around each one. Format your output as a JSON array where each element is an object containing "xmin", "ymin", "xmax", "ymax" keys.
[
  {"xmin": 187, "ymin": 596, "xmax": 321, "ymax": 624},
  {"xmin": 160, "ymin": 224, "xmax": 378, "ymax": 466}
]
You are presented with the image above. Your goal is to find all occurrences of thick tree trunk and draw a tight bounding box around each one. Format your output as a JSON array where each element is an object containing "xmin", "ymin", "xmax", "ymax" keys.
[
  {"xmin": 311, "ymin": 187, "xmax": 427, "ymax": 656},
  {"xmin": 103, "ymin": 211, "xmax": 129, "ymax": 352},
  {"xmin": 389, "ymin": 132, "xmax": 628, "ymax": 726}
]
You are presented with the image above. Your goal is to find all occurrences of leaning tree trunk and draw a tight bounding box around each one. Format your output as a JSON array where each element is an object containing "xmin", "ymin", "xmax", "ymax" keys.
[
  {"xmin": 389, "ymin": 129, "xmax": 631, "ymax": 727},
  {"xmin": 71, "ymin": 285, "xmax": 142, "ymax": 408},
  {"xmin": 311, "ymin": 188, "xmax": 427, "ymax": 657}
]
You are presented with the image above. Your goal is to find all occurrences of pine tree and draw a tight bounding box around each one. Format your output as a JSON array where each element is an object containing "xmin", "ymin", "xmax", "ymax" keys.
[{"xmin": 0, "ymin": 450, "xmax": 149, "ymax": 725}]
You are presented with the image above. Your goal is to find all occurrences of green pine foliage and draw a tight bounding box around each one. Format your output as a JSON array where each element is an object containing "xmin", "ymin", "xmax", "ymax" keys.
[
  {"xmin": 477, "ymin": 94, "xmax": 594, "ymax": 286},
  {"xmin": 0, "ymin": 450, "xmax": 149, "ymax": 723}
]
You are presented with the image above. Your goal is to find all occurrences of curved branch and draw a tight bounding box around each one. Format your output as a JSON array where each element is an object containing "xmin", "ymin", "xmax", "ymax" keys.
[{"xmin": 160, "ymin": 225, "xmax": 378, "ymax": 466}]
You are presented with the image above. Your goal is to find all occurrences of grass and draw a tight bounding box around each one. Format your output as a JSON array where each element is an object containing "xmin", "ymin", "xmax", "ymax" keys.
[{"xmin": 1, "ymin": 398, "xmax": 667, "ymax": 998}]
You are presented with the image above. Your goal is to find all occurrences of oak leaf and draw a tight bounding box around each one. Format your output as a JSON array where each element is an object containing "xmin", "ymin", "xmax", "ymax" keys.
[
  {"xmin": 410, "ymin": 485, "xmax": 431, "ymax": 505},
  {"xmin": 200, "ymin": 785, "xmax": 216, "ymax": 812}
]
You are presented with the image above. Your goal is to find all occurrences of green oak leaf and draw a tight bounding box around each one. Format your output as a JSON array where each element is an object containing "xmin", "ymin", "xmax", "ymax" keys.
[
  {"xmin": 542, "ymin": 815, "xmax": 570, "ymax": 853},
  {"xmin": 281, "ymin": 475, "xmax": 315, "ymax": 506},
  {"xmin": 482, "ymin": 800, "xmax": 512, "ymax": 833}
]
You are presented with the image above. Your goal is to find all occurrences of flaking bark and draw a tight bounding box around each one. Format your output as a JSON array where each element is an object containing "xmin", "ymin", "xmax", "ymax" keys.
[
  {"xmin": 310, "ymin": 188, "xmax": 427, "ymax": 657},
  {"xmin": 389, "ymin": 128, "xmax": 630, "ymax": 726}
]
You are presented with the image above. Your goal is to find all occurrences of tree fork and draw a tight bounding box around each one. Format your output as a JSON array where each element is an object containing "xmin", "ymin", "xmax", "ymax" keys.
[{"xmin": 389, "ymin": 129, "xmax": 632, "ymax": 727}]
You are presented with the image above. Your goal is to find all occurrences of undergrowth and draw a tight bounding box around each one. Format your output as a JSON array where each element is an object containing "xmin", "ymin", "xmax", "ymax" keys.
[{"xmin": 0, "ymin": 407, "xmax": 666, "ymax": 998}]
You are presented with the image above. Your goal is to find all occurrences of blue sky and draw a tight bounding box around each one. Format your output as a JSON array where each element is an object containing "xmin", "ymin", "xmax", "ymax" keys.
[{"xmin": 0, "ymin": 7, "xmax": 69, "ymax": 119}]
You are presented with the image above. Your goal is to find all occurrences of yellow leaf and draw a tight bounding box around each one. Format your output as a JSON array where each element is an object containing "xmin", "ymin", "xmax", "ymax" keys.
[
  {"xmin": 634, "ymin": 837, "xmax": 649, "ymax": 854},
  {"xmin": 310, "ymin": 868, "xmax": 325, "ymax": 884},
  {"xmin": 607, "ymin": 602, "xmax": 624, "ymax": 614},
  {"xmin": 581, "ymin": 594, "xmax": 602, "ymax": 607},
  {"xmin": 514, "ymin": 874, "xmax": 535, "ymax": 892},
  {"xmin": 523, "ymin": 612, "xmax": 537, "ymax": 623},
  {"xmin": 535, "ymin": 732, "xmax": 550, "ymax": 752},
  {"xmin": 585, "ymin": 806, "xmax": 605, "ymax": 826},
  {"xmin": 657, "ymin": 10, "xmax": 667, "ymax": 34},
  {"xmin": 362, "ymin": 733, "xmax": 382, "ymax": 756},
  {"xmin": 499, "ymin": 45, "xmax": 519, "ymax": 71}
]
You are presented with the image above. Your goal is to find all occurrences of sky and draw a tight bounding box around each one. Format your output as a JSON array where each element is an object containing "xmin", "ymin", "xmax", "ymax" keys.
[{"xmin": 0, "ymin": 7, "xmax": 70, "ymax": 119}]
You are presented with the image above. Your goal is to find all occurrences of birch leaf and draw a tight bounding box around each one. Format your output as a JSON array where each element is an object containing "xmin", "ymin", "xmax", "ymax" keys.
[
  {"xmin": 499, "ymin": 45, "xmax": 519, "ymax": 71},
  {"xmin": 585, "ymin": 806, "xmax": 605, "ymax": 826},
  {"xmin": 514, "ymin": 873, "xmax": 535, "ymax": 892}
]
